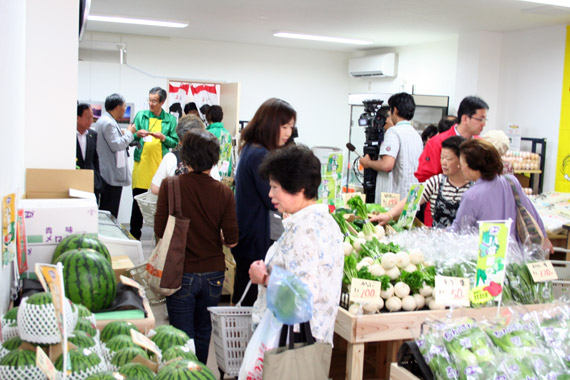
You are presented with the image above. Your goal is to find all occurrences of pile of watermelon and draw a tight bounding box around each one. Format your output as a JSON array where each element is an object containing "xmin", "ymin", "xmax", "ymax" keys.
[{"xmin": 51, "ymin": 234, "xmax": 117, "ymax": 313}]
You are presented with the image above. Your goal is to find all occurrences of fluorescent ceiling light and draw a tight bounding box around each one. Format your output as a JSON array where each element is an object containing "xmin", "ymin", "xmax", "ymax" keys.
[
  {"xmin": 274, "ymin": 32, "xmax": 372, "ymax": 45},
  {"xmin": 520, "ymin": 0, "xmax": 570, "ymax": 7},
  {"xmin": 88, "ymin": 15, "xmax": 188, "ymax": 28}
]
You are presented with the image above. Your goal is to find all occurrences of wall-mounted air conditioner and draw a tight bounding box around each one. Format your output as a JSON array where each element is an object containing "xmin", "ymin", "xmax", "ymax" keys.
[{"xmin": 348, "ymin": 53, "xmax": 398, "ymax": 78}]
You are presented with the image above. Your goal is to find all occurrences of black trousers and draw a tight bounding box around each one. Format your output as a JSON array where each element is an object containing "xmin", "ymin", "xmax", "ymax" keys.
[
  {"xmin": 232, "ymin": 257, "xmax": 258, "ymax": 306},
  {"xmin": 130, "ymin": 187, "xmax": 147, "ymax": 240},
  {"xmin": 99, "ymin": 184, "xmax": 123, "ymax": 219}
]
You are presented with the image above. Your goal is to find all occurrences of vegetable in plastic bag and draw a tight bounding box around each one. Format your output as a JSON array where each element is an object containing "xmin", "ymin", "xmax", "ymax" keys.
[{"xmin": 266, "ymin": 266, "xmax": 313, "ymax": 325}]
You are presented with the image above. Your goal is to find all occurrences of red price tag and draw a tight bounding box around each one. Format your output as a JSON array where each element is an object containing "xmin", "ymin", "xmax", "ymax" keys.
[
  {"xmin": 435, "ymin": 275, "xmax": 470, "ymax": 307},
  {"xmin": 527, "ymin": 261, "xmax": 558, "ymax": 282}
]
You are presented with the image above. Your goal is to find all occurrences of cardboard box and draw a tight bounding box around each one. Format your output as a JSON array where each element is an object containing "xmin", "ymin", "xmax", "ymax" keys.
[
  {"xmin": 111, "ymin": 255, "xmax": 134, "ymax": 283},
  {"xmin": 20, "ymin": 169, "xmax": 98, "ymax": 271}
]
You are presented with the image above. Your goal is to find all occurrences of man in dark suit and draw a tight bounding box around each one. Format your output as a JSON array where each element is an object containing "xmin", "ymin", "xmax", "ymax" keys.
[{"xmin": 77, "ymin": 103, "xmax": 104, "ymax": 202}]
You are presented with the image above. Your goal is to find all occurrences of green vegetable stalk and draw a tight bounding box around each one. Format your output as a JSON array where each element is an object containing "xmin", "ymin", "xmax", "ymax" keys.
[{"xmin": 347, "ymin": 196, "xmax": 376, "ymax": 237}]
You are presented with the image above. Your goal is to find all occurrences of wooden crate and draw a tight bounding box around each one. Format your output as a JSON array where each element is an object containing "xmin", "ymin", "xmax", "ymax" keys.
[
  {"xmin": 335, "ymin": 303, "xmax": 553, "ymax": 380},
  {"xmin": 390, "ymin": 363, "xmax": 420, "ymax": 380}
]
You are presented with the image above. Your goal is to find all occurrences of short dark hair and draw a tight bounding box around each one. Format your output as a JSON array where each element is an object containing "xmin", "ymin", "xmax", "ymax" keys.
[
  {"xmin": 104, "ymin": 93, "xmax": 125, "ymax": 112},
  {"xmin": 421, "ymin": 125, "xmax": 438, "ymax": 144},
  {"xmin": 459, "ymin": 139, "xmax": 503, "ymax": 181},
  {"xmin": 457, "ymin": 96, "xmax": 489, "ymax": 122},
  {"xmin": 206, "ymin": 105, "xmax": 223, "ymax": 123},
  {"xmin": 239, "ymin": 98, "xmax": 296, "ymax": 153},
  {"xmin": 149, "ymin": 87, "xmax": 167, "ymax": 103},
  {"xmin": 388, "ymin": 92, "xmax": 415, "ymax": 120},
  {"xmin": 258, "ymin": 144, "xmax": 321, "ymax": 200},
  {"xmin": 77, "ymin": 103, "xmax": 91, "ymax": 117},
  {"xmin": 169, "ymin": 103, "xmax": 183, "ymax": 116},
  {"xmin": 180, "ymin": 130, "xmax": 220, "ymax": 173},
  {"xmin": 184, "ymin": 102, "xmax": 198, "ymax": 114},
  {"xmin": 438, "ymin": 115, "xmax": 458, "ymax": 133},
  {"xmin": 441, "ymin": 135, "xmax": 466, "ymax": 158},
  {"xmin": 200, "ymin": 104, "xmax": 210, "ymax": 116}
]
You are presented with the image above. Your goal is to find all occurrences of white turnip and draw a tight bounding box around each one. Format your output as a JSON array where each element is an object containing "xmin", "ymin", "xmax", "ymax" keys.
[
  {"xmin": 395, "ymin": 251, "xmax": 410, "ymax": 269},
  {"xmin": 401, "ymin": 295, "xmax": 417, "ymax": 311},
  {"xmin": 413, "ymin": 294, "xmax": 426, "ymax": 310},
  {"xmin": 385, "ymin": 296, "xmax": 402, "ymax": 312},
  {"xmin": 393, "ymin": 282, "xmax": 410, "ymax": 298},
  {"xmin": 408, "ymin": 249, "xmax": 424, "ymax": 265},
  {"xmin": 380, "ymin": 283, "xmax": 394, "ymax": 299},
  {"xmin": 386, "ymin": 266, "xmax": 401, "ymax": 280},
  {"xmin": 381, "ymin": 252, "xmax": 397, "ymax": 269}
]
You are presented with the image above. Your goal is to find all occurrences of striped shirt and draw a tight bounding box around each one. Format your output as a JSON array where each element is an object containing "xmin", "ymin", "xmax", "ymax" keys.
[
  {"xmin": 374, "ymin": 121, "xmax": 423, "ymax": 201},
  {"xmin": 421, "ymin": 174, "xmax": 471, "ymax": 218}
]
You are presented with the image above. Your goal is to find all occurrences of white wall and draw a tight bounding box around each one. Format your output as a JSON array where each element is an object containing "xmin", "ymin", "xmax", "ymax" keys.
[
  {"xmin": 348, "ymin": 39, "xmax": 459, "ymax": 105},
  {"xmin": 496, "ymin": 25, "xmax": 566, "ymax": 192},
  {"xmin": 78, "ymin": 33, "xmax": 352, "ymax": 222}
]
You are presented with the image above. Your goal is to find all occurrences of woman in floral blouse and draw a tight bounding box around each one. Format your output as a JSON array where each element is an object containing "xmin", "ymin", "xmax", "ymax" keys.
[{"xmin": 248, "ymin": 144, "xmax": 344, "ymax": 344}]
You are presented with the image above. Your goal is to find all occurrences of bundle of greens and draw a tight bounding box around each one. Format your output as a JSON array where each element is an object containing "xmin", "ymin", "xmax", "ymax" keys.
[
  {"xmin": 502, "ymin": 262, "xmax": 553, "ymax": 305},
  {"xmin": 347, "ymin": 196, "xmax": 382, "ymax": 239},
  {"xmin": 416, "ymin": 327, "xmax": 459, "ymax": 380}
]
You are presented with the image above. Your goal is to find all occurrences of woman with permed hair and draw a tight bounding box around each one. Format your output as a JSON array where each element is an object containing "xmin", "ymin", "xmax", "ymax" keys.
[
  {"xmin": 231, "ymin": 98, "xmax": 296, "ymax": 306},
  {"xmin": 450, "ymin": 139, "xmax": 553, "ymax": 253}
]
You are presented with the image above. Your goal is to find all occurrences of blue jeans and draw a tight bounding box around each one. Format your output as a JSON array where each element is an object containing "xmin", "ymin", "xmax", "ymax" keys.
[{"xmin": 166, "ymin": 271, "xmax": 225, "ymax": 364}]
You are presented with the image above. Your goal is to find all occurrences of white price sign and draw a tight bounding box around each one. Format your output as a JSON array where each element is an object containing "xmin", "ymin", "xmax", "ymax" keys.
[
  {"xmin": 527, "ymin": 261, "xmax": 558, "ymax": 282},
  {"xmin": 350, "ymin": 278, "xmax": 383, "ymax": 306},
  {"xmin": 434, "ymin": 276, "xmax": 470, "ymax": 307}
]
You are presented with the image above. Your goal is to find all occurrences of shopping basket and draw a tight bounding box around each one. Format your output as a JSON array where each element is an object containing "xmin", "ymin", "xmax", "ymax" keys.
[
  {"xmin": 125, "ymin": 262, "xmax": 166, "ymax": 306},
  {"xmin": 208, "ymin": 282, "xmax": 253, "ymax": 379},
  {"xmin": 134, "ymin": 191, "xmax": 157, "ymax": 227}
]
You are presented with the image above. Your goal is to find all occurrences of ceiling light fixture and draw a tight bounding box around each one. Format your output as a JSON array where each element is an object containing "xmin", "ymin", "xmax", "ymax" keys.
[
  {"xmin": 88, "ymin": 15, "xmax": 188, "ymax": 28},
  {"xmin": 519, "ymin": 0, "xmax": 570, "ymax": 7},
  {"xmin": 274, "ymin": 32, "xmax": 372, "ymax": 45}
]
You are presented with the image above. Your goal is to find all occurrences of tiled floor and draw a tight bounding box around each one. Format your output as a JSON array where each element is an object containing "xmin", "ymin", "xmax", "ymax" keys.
[{"xmin": 138, "ymin": 225, "xmax": 230, "ymax": 379}]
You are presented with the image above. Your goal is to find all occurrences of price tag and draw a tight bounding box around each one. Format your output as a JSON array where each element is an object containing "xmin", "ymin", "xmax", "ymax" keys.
[
  {"xmin": 131, "ymin": 329, "xmax": 162, "ymax": 359},
  {"xmin": 380, "ymin": 192, "xmax": 400, "ymax": 209},
  {"xmin": 434, "ymin": 276, "xmax": 470, "ymax": 307},
  {"xmin": 120, "ymin": 275, "xmax": 143, "ymax": 289},
  {"xmin": 36, "ymin": 346, "xmax": 57, "ymax": 380},
  {"xmin": 349, "ymin": 278, "xmax": 382, "ymax": 306},
  {"xmin": 527, "ymin": 261, "xmax": 558, "ymax": 282}
]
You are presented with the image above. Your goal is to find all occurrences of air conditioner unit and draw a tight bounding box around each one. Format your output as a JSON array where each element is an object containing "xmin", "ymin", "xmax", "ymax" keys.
[{"xmin": 348, "ymin": 53, "xmax": 397, "ymax": 78}]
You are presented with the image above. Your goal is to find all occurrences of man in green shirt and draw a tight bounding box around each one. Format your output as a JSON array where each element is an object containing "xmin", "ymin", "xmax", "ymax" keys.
[{"xmin": 206, "ymin": 105, "xmax": 233, "ymax": 178}]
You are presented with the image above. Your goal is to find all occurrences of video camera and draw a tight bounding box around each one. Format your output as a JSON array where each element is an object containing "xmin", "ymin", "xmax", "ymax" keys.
[{"xmin": 360, "ymin": 99, "xmax": 388, "ymax": 202}]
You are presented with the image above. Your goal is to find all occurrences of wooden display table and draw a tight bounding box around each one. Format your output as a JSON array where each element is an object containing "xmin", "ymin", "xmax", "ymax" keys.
[{"xmin": 334, "ymin": 304, "xmax": 552, "ymax": 380}]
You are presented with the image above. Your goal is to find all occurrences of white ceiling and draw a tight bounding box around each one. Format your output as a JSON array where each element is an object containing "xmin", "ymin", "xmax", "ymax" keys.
[{"xmin": 85, "ymin": 0, "xmax": 570, "ymax": 51}]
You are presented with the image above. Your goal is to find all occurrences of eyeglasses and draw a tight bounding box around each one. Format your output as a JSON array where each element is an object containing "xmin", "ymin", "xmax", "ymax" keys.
[
  {"xmin": 148, "ymin": 98, "xmax": 161, "ymax": 105},
  {"xmin": 470, "ymin": 116, "xmax": 488, "ymax": 122}
]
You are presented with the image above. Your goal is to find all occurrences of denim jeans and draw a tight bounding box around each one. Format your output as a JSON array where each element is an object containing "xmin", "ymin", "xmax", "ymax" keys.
[{"xmin": 165, "ymin": 271, "xmax": 225, "ymax": 364}]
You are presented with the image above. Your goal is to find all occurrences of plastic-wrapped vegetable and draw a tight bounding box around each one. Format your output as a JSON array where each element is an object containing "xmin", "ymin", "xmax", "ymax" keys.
[{"xmin": 416, "ymin": 322, "xmax": 459, "ymax": 380}]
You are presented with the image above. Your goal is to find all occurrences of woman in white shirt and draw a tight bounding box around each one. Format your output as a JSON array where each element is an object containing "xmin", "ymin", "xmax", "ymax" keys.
[{"xmin": 150, "ymin": 115, "xmax": 220, "ymax": 195}]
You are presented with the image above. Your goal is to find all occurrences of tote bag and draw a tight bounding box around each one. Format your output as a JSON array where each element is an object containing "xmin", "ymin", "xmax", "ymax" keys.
[
  {"xmin": 145, "ymin": 176, "xmax": 190, "ymax": 296},
  {"xmin": 262, "ymin": 322, "xmax": 332, "ymax": 380},
  {"xmin": 505, "ymin": 177, "xmax": 544, "ymax": 247}
]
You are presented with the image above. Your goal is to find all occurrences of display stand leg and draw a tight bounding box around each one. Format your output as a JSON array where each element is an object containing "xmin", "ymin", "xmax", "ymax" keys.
[{"xmin": 346, "ymin": 342, "xmax": 364, "ymax": 380}]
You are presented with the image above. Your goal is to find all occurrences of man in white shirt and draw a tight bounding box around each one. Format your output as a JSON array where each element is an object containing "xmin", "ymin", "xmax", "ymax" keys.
[
  {"xmin": 76, "ymin": 103, "xmax": 103, "ymax": 201},
  {"xmin": 359, "ymin": 92, "xmax": 423, "ymax": 201}
]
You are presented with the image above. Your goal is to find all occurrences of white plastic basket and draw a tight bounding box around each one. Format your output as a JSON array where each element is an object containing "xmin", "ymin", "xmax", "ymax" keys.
[
  {"xmin": 551, "ymin": 257, "xmax": 570, "ymax": 299},
  {"xmin": 207, "ymin": 305, "xmax": 253, "ymax": 377},
  {"xmin": 134, "ymin": 191, "xmax": 157, "ymax": 227}
]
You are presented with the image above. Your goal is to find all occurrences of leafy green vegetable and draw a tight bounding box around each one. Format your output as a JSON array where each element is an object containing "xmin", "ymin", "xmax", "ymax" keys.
[
  {"xmin": 343, "ymin": 254, "xmax": 358, "ymax": 285},
  {"xmin": 365, "ymin": 203, "xmax": 388, "ymax": 214},
  {"xmin": 355, "ymin": 267, "xmax": 391, "ymax": 290},
  {"xmin": 347, "ymin": 196, "xmax": 376, "ymax": 237}
]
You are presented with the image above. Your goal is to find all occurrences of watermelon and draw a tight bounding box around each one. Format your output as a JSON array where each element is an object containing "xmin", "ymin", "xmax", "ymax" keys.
[
  {"xmin": 105, "ymin": 334, "xmax": 137, "ymax": 353},
  {"xmin": 3, "ymin": 307, "xmax": 18, "ymax": 322},
  {"xmin": 26, "ymin": 291, "xmax": 53, "ymax": 305},
  {"xmin": 1, "ymin": 337, "xmax": 23, "ymax": 351},
  {"xmin": 119, "ymin": 362, "xmax": 156, "ymax": 380},
  {"xmin": 55, "ymin": 248, "xmax": 117, "ymax": 312},
  {"xmin": 69, "ymin": 330, "xmax": 97, "ymax": 349},
  {"xmin": 111, "ymin": 346, "xmax": 149, "ymax": 368},
  {"xmin": 85, "ymin": 373, "xmax": 119, "ymax": 380},
  {"xmin": 156, "ymin": 359, "xmax": 215, "ymax": 380},
  {"xmin": 75, "ymin": 317, "xmax": 98, "ymax": 337},
  {"xmin": 52, "ymin": 233, "xmax": 111, "ymax": 263},
  {"xmin": 55, "ymin": 347, "xmax": 102, "ymax": 372},
  {"xmin": 162, "ymin": 345, "xmax": 198, "ymax": 363},
  {"xmin": 75, "ymin": 303, "xmax": 94, "ymax": 319},
  {"xmin": 0, "ymin": 348, "xmax": 37, "ymax": 367},
  {"xmin": 100, "ymin": 321, "xmax": 139, "ymax": 343},
  {"xmin": 152, "ymin": 327, "xmax": 190, "ymax": 351}
]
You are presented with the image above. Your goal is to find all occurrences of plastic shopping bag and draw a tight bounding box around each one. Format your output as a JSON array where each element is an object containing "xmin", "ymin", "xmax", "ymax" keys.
[
  {"xmin": 238, "ymin": 309, "xmax": 283, "ymax": 380},
  {"xmin": 266, "ymin": 266, "xmax": 313, "ymax": 325}
]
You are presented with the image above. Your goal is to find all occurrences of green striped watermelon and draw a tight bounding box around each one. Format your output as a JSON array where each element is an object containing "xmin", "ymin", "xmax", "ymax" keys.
[
  {"xmin": 0, "ymin": 348, "xmax": 37, "ymax": 367},
  {"xmin": 26, "ymin": 291, "xmax": 53, "ymax": 305},
  {"xmin": 162, "ymin": 345, "xmax": 198, "ymax": 363},
  {"xmin": 52, "ymin": 233, "xmax": 111, "ymax": 263},
  {"xmin": 75, "ymin": 317, "xmax": 98, "ymax": 337},
  {"xmin": 1, "ymin": 337, "xmax": 23, "ymax": 351},
  {"xmin": 55, "ymin": 248, "xmax": 117, "ymax": 312},
  {"xmin": 69, "ymin": 330, "xmax": 97, "ymax": 349},
  {"xmin": 119, "ymin": 362, "xmax": 156, "ymax": 380},
  {"xmin": 100, "ymin": 321, "xmax": 139, "ymax": 343},
  {"xmin": 156, "ymin": 359, "xmax": 215, "ymax": 380},
  {"xmin": 105, "ymin": 334, "xmax": 137, "ymax": 353},
  {"xmin": 85, "ymin": 373, "xmax": 120, "ymax": 380},
  {"xmin": 75, "ymin": 303, "xmax": 94, "ymax": 319},
  {"xmin": 55, "ymin": 347, "xmax": 102, "ymax": 372},
  {"xmin": 3, "ymin": 307, "xmax": 18, "ymax": 322},
  {"xmin": 151, "ymin": 327, "xmax": 190, "ymax": 351},
  {"xmin": 111, "ymin": 346, "xmax": 149, "ymax": 368}
]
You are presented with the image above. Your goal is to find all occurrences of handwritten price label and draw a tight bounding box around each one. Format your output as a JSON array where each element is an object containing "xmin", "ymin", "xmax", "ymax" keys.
[
  {"xmin": 380, "ymin": 192, "xmax": 400, "ymax": 209},
  {"xmin": 131, "ymin": 329, "xmax": 162, "ymax": 359},
  {"xmin": 36, "ymin": 346, "xmax": 57, "ymax": 380},
  {"xmin": 527, "ymin": 261, "xmax": 558, "ymax": 282},
  {"xmin": 350, "ymin": 278, "xmax": 382, "ymax": 306},
  {"xmin": 434, "ymin": 276, "xmax": 470, "ymax": 307}
]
